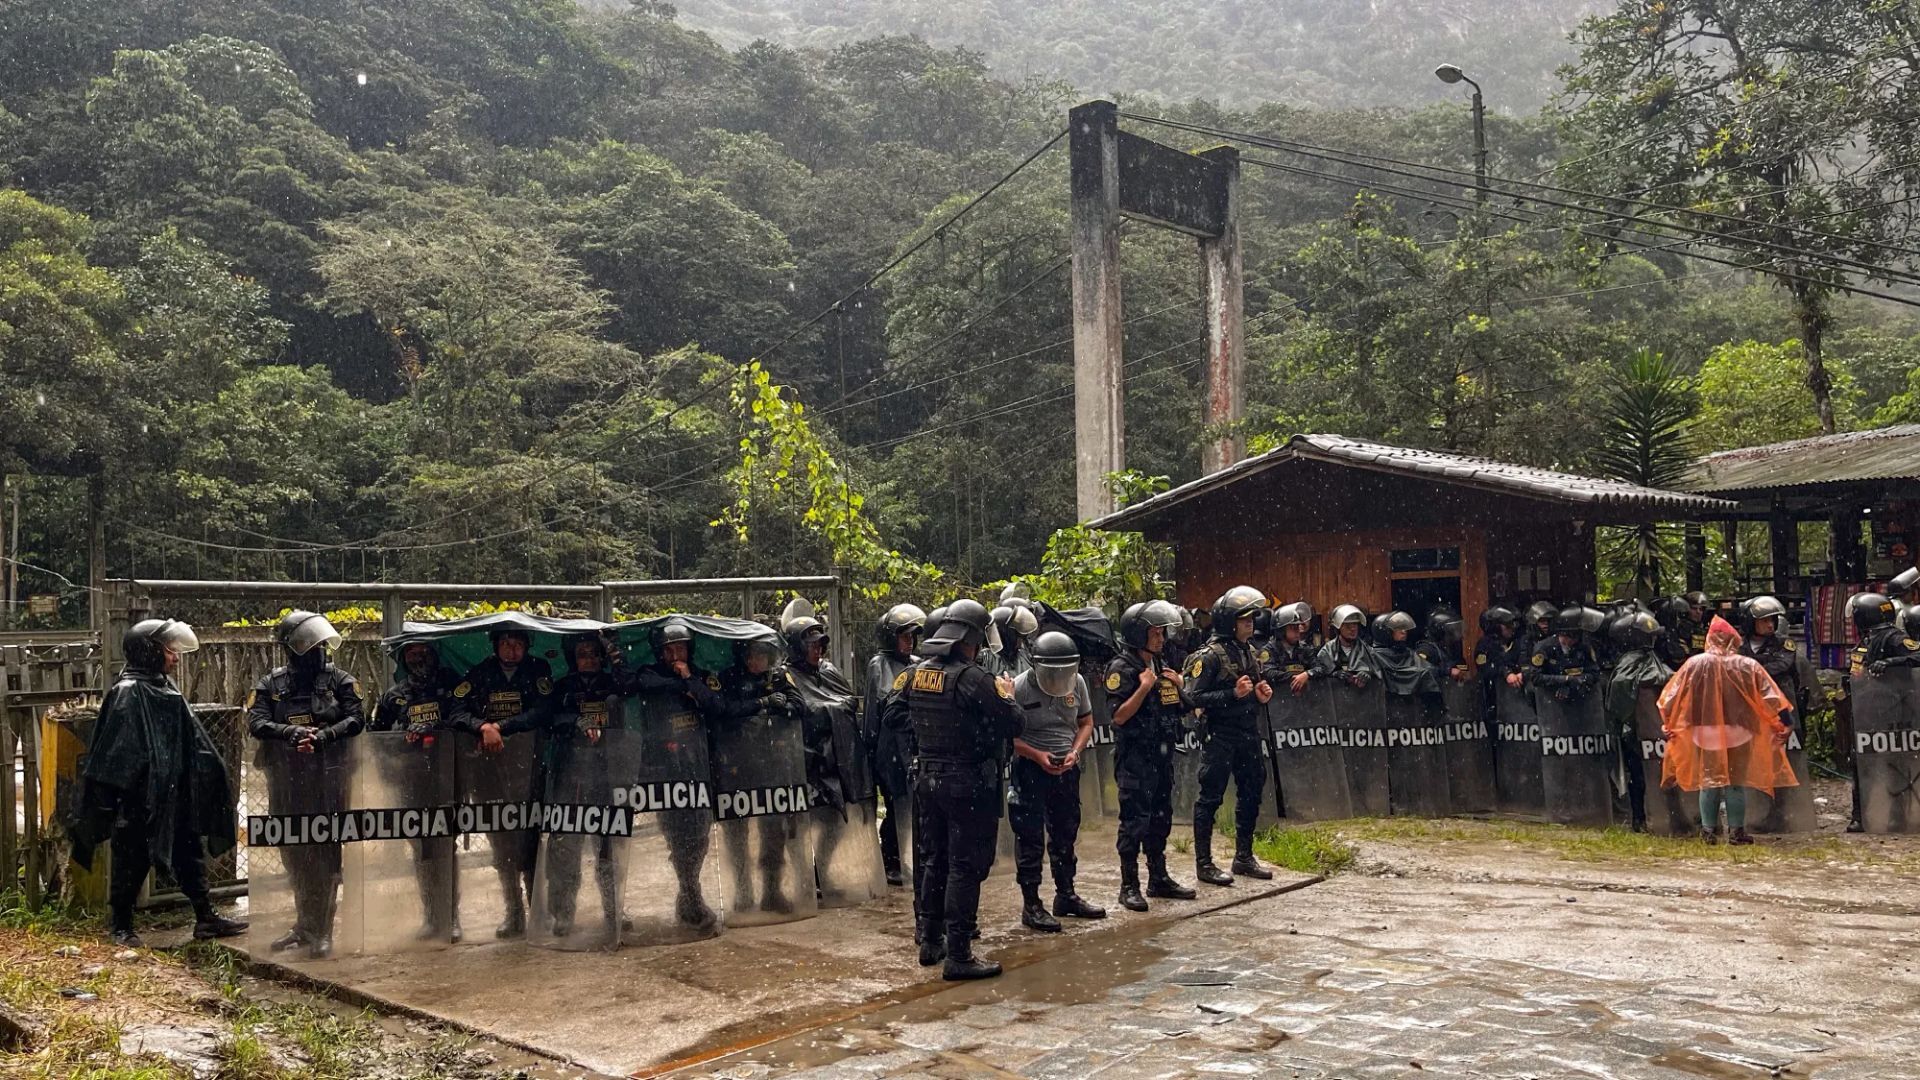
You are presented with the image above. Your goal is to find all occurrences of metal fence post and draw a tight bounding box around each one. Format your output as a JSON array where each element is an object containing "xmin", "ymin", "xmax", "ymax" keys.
[{"xmin": 827, "ymin": 566, "xmax": 854, "ymax": 676}]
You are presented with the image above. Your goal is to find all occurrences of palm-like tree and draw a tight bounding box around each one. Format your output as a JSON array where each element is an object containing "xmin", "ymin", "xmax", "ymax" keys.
[{"xmin": 1591, "ymin": 349, "xmax": 1697, "ymax": 599}]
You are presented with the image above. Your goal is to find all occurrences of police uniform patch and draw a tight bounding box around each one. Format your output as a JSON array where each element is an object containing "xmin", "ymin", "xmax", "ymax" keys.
[
  {"xmin": 536, "ymin": 677, "xmax": 553, "ymax": 695},
  {"xmin": 1256, "ymin": 648, "xmax": 1271, "ymax": 664},
  {"xmin": 1531, "ymin": 654, "xmax": 1545, "ymax": 667},
  {"xmin": 453, "ymin": 681, "xmax": 471, "ymax": 698},
  {"xmin": 1106, "ymin": 671, "xmax": 1123, "ymax": 692},
  {"xmin": 1186, "ymin": 656, "xmax": 1204, "ymax": 679},
  {"xmin": 706, "ymin": 675, "xmax": 722, "ymax": 691},
  {"xmin": 892, "ymin": 670, "xmax": 911, "ymax": 692},
  {"xmin": 911, "ymin": 667, "xmax": 947, "ymax": 693},
  {"xmin": 245, "ymin": 690, "xmax": 257, "ymax": 710},
  {"xmin": 1907, "ymin": 639, "xmax": 1920, "ymax": 651}
]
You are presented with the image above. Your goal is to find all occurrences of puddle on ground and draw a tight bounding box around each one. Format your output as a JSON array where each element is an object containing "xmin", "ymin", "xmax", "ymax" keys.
[{"xmin": 1649, "ymin": 1047, "xmax": 1803, "ymax": 1079}]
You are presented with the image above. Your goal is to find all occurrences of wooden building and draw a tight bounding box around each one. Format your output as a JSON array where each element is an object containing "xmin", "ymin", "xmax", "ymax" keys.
[{"xmin": 1089, "ymin": 434, "xmax": 1734, "ymax": 646}]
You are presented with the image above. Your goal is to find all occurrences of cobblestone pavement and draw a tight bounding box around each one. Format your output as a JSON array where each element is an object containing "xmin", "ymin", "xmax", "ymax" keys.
[{"xmin": 690, "ymin": 844, "xmax": 1920, "ymax": 1079}]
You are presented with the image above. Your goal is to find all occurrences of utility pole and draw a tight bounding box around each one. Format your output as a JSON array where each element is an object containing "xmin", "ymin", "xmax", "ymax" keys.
[
  {"xmin": 1069, "ymin": 100, "xmax": 1125, "ymax": 522},
  {"xmin": 1199, "ymin": 145, "xmax": 1245, "ymax": 474}
]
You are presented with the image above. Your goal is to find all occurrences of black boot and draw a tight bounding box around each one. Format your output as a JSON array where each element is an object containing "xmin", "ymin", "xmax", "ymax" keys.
[
  {"xmin": 495, "ymin": 877, "xmax": 526, "ymax": 939},
  {"xmin": 1053, "ymin": 891, "xmax": 1107, "ymax": 920},
  {"xmin": 192, "ymin": 914, "xmax": 248, "ymax": 941},
  {"xmin": 1231, "ymin": 841, "xmax": 1274, "ymax": 881},
  {"xmin": 1021, "ymin": 886, "xmax": 1062, "ymax": 933},
  {"xmin": 110, "ymin": 928, "xmax": 145, "ymax": 949},
  {"xmin": 1118, "ymin": 862, "xmax": 1149, "ymax": 912},
  {"xmin": 942, "ymin": 931, "xmax": 1002, "ymax": 981},
  {"xmin": 918, "ymin": 920, "xmax": 947, "ymax": 967},
  {"xmin": 269, "ymin": 929, "xmax": 304, "ymax": 953},
  {"xmin": 1194, "ymin": 831, "xmax": 1233, "ymax": 887},
  {"xmin": 884, "ymin": 857, "xmax": 905, "ymax": 888},
  {"xmin": 1145, "ymin": 855, "xmax": 1197, "ymax": 900}
]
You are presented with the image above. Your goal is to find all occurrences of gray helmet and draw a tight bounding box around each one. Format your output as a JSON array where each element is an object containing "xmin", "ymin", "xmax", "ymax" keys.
[
  {"xmin": 1273, "ymin": 601, "xmax": 1313, "ymax": 632},
  {"xmin": 276, "ymin": 610, "xmax": 341, "ymax": 657},
  {"xmin": 1524, "ymin": 601, "xmax": 1557, "ymax": 628},
  {"xmin": 1743, "ymin": 595, "xmax": 1787, "ymax": 631},
  {"xmin": 124, "ymin": 617, "xmax": 199, "ymax": 670},
  {"xmin": 1330, "ymin": 604, "xmax": 1366, "ymax": 631},
  {"xmin": 1479, "ymin": 606, "xmax": 1519, "ymax": 634},
  {"xmin": 999, "ymin": 581, "xmax": 1033, "ymax": 609},
  {"xmin": 1891, "ymin": 567, "xmax": 1919, "ymax": 596},
  {"xmin": 991, "ymin": 604, "xmax": 1038, "ymax": 640},
  {"xmin": 1372, "ymin": 610, "xmax": 1416, "ymax": 646},
  {"xmin": 876, "ymin": 603, "xmax": 927, "ymax": 650},
  {"xmin": 1903, "ymin": 603, "xmax": 1920, "ymax": 640},
  {"xmin": 1684, "ymin": 591, "xmax": 1710, "ymax": 612},
  {"xmin": 923, "ymin": 598, "xmax": 991, "ymax": 652},
  {"xmin": 1210, "ymin": 586, "xmax": 1266, "ymax": 639},
  {"xmin": 1029, "ymin": 631, "xmax": 1081, "ymax": 697},
  {"xmin": 651, "ymin": 617, "xmax": 694, "ymax": 654},
  {"xmin": 1552, "ymin": 606, "xmax": 1591, "ymax": 635}
]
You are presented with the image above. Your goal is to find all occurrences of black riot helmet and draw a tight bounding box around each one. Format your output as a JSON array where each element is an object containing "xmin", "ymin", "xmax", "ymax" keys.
[
  {"xmin": 565, "ymin": 633, "xmax": 607, "ymax": 672},
  {"xmin": 1178, "ymin": 606, "xmax": 1198, "ymax": 648},
  {"xmin": 783, "ymin": 616, "xmax": 828, "ymax": 670},
  {"xmin": 1683, "ymin": 590, "xmax": 1710, "ymax": 616},
  {"xmin": 1654, "ymin": 596, "xmax": 1690, "ymax": 629},
  {"xmin": 736, "ymin": 635, "xmax": 782, "ymax": 673},
  {"xmin": 1252, "ymin": 607, "xmax": 1274, "ymax": 639},
  {"xmin": 1902, "ymin": 603, "xmax": 1920, "ymax": 640},
  {"xmin": 1890, "ymin": 567, "xmax": 1919, "ymax": 598},
  {"xmin": 876, "ymin": 603, "xmax": 928, "ymax": 652},
  {"xmin": 1552, "ymin": 606, "xmax": 1592, "ymax": 636},
  {"xmin": 1611, "ymin": 611, "xmax": 1662, "ymax": 650},
  {"xmin": 1850, "ymin": 592, "xmax": 1897, "ymax": 633},
  {"xmin": 1118, "ymin": 600, "xmax": 1181, "ymax": 652},
  {"xmin": 1372, "ymin": 611, "xmax": 1416, "ymax": 646},
  {"xmin": 1426, "ymin": 606, "xmax": 1464, "ymax": 645},
  {"xmin": 276, "ymin": 610, "xmax": 341, "ymax": 658},
  {"xmin": 925, "ymin": 605, "xmax": 948, "ymax": 634},
  {"xmin": 397, "ymin": 638, "xmax": 440, "ymax": 682},
  {"xmin": 990, "ymin": 604, "xmax": 1038, "ymax": 647},
  {"xmin": 650, "ymin": 617, "xmax": 694, "ymax": 655},
  {"xmin": 1029, "ymin": 631, "xmax": 1082, "ymax": 697},
  {"xmin": 1479, "ymin": 606, "xmax": 1519, "ymax": 635},
  {"xmin": 922, "ymin": 598, "xmax": 991, "ymax": 653},
  {"xmin": 1742, "ymin": 595, "xmax": 1787, "ymax": 636},
  {"xmin": 1523, "ymin": 601, "xmax": 1557, "ymax": 630},
  {"xmin": 1210, "ymin": 586, "xmax": 1266, "ymax": 640},
  {"xmin": 123, "ymin": 617, "xmax": 200, "ymax": 671}
]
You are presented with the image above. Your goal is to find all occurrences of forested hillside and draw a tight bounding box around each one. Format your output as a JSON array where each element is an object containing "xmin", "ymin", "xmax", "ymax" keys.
[
  {"xmin": 654, "ymin": 0, "xmax": 1609, "ymax": 110},
  {"xmin": 3, "ymin": 0, "xmax": 1918, "ymax": 617}
]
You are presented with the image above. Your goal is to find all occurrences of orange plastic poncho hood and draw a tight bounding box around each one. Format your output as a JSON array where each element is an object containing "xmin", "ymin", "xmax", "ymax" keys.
[{"xmin": 1657, "ymin": 616, "xmax": 1798, "ymax": 794}]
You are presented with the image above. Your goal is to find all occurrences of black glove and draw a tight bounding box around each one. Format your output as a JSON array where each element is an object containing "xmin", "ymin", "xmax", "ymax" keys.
[
  {"xmin": 1871, "ymin": 660, "xmax": 1890, "ymax": 677},
  {"xmin": 301, "ymin": 727, "xmax": 331, "ymax": 750},
  {"xmin": 762, "ymin": 691, "xmax": 792, "ymax": 713}
]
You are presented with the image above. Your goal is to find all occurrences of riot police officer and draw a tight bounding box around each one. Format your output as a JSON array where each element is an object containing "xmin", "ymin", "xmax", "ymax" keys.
[
  {"xmin": 1848, "ymin": 593, "xmax": 1920, "ymax": 678},
  {"xmin": 1526, "ymin": 608, "xmax": 1603, "ymax": 704},
  {"xmin": 1312, "ymin": 605, "xmax": 1378, "ymax": 687},
  {"xmin": 1476, "ymin": 606, "xmax": 1524, "ymax": 693},
  {"xmin": 75, "ymin": 619, "xmax": 247, "ymax": 948},
  {"xmin": 704, "ymin": 636, "xmax": 801, "ymax": 915},
  {"xmin": 247, "ymin": 611, "xmax": 364, "ymax": 959},
  {"xmin": 1741, "ymin": 597, "xmax": 1816, "ymax": 714},
  {"xmin": 1608, "ymin": 611, "xmax": 1672, "ymax": 833},
  {"xmin": 889, "ymin": 600, "xmax": 1023, "ymax": 980},
  {"xmin": 1107, "ymin": 600, "xmax": 1194, "ymax": 912},
  {"xmin": 450, "ymin": 625, "xmax": 553, "ymax": 938},
  {"xmin": 623, "ymin": 618, "xmax": 720, "ymax": 933},
  {"xmin": 1522, "ymin": 601, "xmax": 1558, "ymax": 655},
  {"xmin": 865, "ymin": 605, "xmax": 926, "ymax": 887},
  {"xmin": 983, "ymin": 604, "xmax": 1037, "ymax": 678},
  {"xmin": 1186, "ymin": 586, "xmax": 1275, "ymax": 888},
  {"xmin": 1263, "ymin": 602, "xmax": 1317, "ymax": 694},
  {"xmin": 785, "ymin": 612, "xmax": 867, "ymax": 895},
  {"xmin": 1415, "ymin": 608, "xmax": 1470, "ymax": 685},
  {"xmin": 371, "ymin": 639, "xmax": 462, "ymax": 942},
  {"xmin": 541, "ymin": 634, "xmax": 626, "ymax": 939},
  {"xmin": 1008, "ymin": 631, "xmax": 1104, "ymax": 932}
]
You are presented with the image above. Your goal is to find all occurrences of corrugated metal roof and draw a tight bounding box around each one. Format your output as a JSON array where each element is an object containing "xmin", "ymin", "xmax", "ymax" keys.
[
  {"xmin": 1089, "ymin": 433, "xmax": 1736, "ymax": 530},
  {"xmin": 1679, "ymin": 424, "xmax": 1920, "ymax": 494}
]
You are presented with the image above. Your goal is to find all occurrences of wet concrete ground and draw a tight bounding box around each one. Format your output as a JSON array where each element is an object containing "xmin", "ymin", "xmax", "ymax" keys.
[
  {"xmin": 239, "ymin": 819, "xmax": 1315, "ymax": 1076},
  {"xmin": 683, "ymin": 835, "xmax": 1920, "ymax": 1080}
]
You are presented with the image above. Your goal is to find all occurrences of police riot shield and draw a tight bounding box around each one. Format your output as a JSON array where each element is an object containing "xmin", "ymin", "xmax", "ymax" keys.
[
  {"xmin": 1851, "ymin": 665, "xmax": 1920, "ymax": 834},
  {"xmin": 1332, "ymin": 680, "xmax": 1390, "ymax": 818},
  {"xmin": 1170, "ymin": 720, "xmax": 1204, "ymax": 831},
  {"xmin": 1267, "ymin": 682, "xmax": 1351, "ymax": 822},
  {"xmin": 1534, "ymin": 690, "xmax": 1614, "ymax": 827},
  {"xmin": 1081, "ymin": 657, "xmax": 1119, "ymax": 819},
  {"xmin": 794, "ymin": 666, "xmax": 886, "ymax": 907},
  {"xmin": 709, "ymin": 701, "xmax": 817, "ymax": 927},
  {"xmin": 528, "ymin": 728, "xmax": 636, "ymax": 952},
  {"xmin": 1441, "ymin": 677, "xmax": 1496, "ymax": 814},
  {"xmin": 617, "ymin": 684, "xmax": 725, "ymax": 943},
  {"xmin": 451, "ymin": 728, "xmax": 541, "ymax": 945},
  {"xmin": 339, "ymin": 732, "xmax": 458, "ymax": 955},
  {"xmin": 1384, "ymin": 692, "xmax": 1451, "ymax": 818},
  {"xmin": 990, "ymin": 759, "xmax": 1017, "ymax": 877},
  {"xmin": 1748, "ymin": 715, "xmax": 1815, "ymax": 834},
  {"xmin": 1493, "ymin": 683, "xmax": 1545, "ymax": 816},
  {"xmin": 1635, "ymin": 686, "xmax": 1699, "ymax": 836},
  {"xmin": 244, "ymin": 737, "xmax": 353, "ymax": 964}
]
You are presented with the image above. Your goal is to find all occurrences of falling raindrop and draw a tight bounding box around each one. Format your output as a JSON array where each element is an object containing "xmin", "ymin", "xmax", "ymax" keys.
[
  {"xmin": 356, "ymin": 71, "xmax": 369, "ymax": 87},
  {"xmin": 35, "ymin": 392, "xmax": 47, "ymax": 406}
]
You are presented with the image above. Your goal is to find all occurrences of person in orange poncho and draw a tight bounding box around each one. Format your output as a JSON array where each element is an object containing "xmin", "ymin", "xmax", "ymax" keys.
[{"xmin": 1657, "ymin": 616, "xmax": 1797, "ymax": 845}]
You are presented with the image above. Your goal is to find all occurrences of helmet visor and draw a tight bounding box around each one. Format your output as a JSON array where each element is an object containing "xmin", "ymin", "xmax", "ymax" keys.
[
  {"xmin": 157, "ymin": 620, "xmax": 201, "ymax": 654},
  {"xmin": 1034, "ymin": 662, "xmax": 1078, "ymax": 698},
  {"xmin": 285, "ymin": 615, "xmax": 339, "ymax": 656}
]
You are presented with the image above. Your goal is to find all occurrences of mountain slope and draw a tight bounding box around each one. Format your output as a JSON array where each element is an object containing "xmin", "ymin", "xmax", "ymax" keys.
[{"xmin": 654, "ymin": 0, "xmax": 1608, "ymax": 112}]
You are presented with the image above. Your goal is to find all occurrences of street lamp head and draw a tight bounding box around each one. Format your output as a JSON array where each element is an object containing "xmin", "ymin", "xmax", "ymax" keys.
[{"xmin": 1434, "ymin": 63, "xmax": 1467, "ymax": 85}]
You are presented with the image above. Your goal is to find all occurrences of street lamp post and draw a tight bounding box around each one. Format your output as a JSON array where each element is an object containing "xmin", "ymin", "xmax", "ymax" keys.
[{"xmin": 1434, "ymin": 63, "xmax": 1488, "ymax": 205}]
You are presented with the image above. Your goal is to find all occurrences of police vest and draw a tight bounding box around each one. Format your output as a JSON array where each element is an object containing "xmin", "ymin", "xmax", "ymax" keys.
[
  {"xmin": 260, "ymin": 666, "xmax": 349, "ymax": 729},
  {"xmin": 1105, "ymin": 655, "xmax": 1179, "ymax": 745},
  {"xmin": 905, "ymin": 659, "xmax": 974, "ymax": 769},
  {"xmin": 383, "ymin": 682, "xmax": 451, "ymax": 731}
]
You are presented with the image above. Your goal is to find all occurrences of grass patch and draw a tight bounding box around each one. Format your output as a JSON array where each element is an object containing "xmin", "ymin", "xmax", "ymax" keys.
[
  {"xmin": 1334, "ymin": 816, "xmax": 1870, "ymax": 866},
  {"xmin": 1249, "ymin": 824, "xmax": 1356, "ymax": 876}
]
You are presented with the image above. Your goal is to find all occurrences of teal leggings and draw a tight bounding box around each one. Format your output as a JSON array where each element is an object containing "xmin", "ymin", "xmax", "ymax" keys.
[{"xmin": 1698, "ymin": 786, "xmax": 1747, "ymax": 830}]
